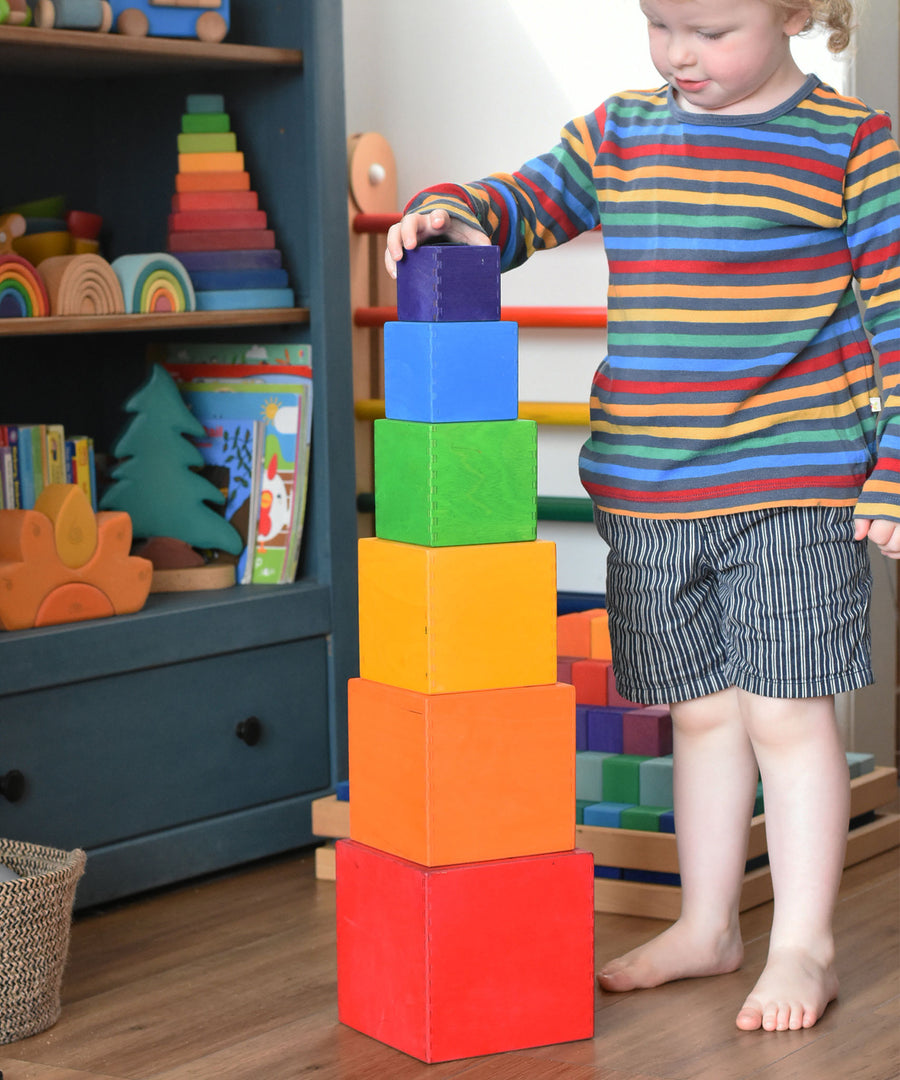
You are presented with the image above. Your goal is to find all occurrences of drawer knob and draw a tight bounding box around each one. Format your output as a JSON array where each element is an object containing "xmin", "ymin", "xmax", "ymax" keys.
[
  {"xmin": 0, "ymin": 769, "xmax": 26, "ymax": 803},
  {"xmin": 235, "ymin": 717, "xmax": 263, "ymax": 746}
]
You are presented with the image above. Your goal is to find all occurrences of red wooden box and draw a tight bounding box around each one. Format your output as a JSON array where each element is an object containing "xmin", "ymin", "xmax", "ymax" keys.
[{"xmin": 336, "ymin": 840, "xmax": 595, "ymax": 1063}]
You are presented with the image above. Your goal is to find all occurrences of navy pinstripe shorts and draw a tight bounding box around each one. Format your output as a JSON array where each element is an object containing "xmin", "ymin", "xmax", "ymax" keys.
[{"xmin": 594, "ymin": 506, "xmax": 873, "ymax": 704}]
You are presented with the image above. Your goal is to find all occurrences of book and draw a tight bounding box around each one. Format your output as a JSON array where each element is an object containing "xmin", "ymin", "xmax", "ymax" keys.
[
  {"xmin": 7, "ymin": 426, "xmax": 31, "ymax": 509},
  {"xmin": 45, "ymin": 424, "xmax": 67, "ymax": 485},
  {"xmin": 65, "ymin": 435, "xmax": 96, "ymax": 509},
  {"xmin": 161, "ymin": 343, "xmax": 313, "ymax": 585},
  {"xmin": 192, "ymin": 416, "xmax": 265, "ymax": 583}
]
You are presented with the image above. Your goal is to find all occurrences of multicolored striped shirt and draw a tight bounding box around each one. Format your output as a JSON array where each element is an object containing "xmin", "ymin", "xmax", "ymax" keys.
[{"xmin": 406, "ymin": 77, "xmax": 900, "ymax": 521}]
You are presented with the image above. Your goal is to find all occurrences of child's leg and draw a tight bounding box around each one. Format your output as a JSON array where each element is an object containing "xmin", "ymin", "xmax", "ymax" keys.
[
  {"xmin": 597, "ymin": 686, "xmax": 759, "ymax": 990},
  {"xmin": 735, "ymin": 691, "xmax": 848, "ymax": 1031}
]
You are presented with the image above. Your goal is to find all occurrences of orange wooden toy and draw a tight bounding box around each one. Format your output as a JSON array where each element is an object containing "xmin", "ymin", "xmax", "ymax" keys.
[{"xmin": 0, "ymin": 484, "xmax": 152, "ymax": 630}]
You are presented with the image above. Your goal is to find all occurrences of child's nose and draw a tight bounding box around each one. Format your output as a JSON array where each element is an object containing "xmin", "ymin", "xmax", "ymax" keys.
[{"xmin": 668, "ymin": 34, "xmax": 696, "ymax": 69}]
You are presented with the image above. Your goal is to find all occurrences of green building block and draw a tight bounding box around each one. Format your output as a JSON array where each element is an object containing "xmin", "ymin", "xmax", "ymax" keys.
[
  {"xmin": 177, "ymin": 132, "xmax": 238, "ymax": 154},
  {"xmin": 575, "ymin": 800, "xmax": 595, "ymax": 825},
  {"xmin": 374, "ymin": 418, "xmax": 537, "ymax": 546},
  {"xmin": 182, "ymin": 112, "xmax": 231, "ymax": 134},
  {"xmin": 639, "ymin": 755, "xmax": 673, "ymax": 807},
  {"xmin": 602, "ymin": 754, "xmax": 651, "ymax": 804},
  {"xmin": 620, "ymin": 806, "xmax": 670, "ymax": 832}
]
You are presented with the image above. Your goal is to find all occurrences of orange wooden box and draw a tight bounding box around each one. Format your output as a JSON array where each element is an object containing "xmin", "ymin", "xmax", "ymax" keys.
[
  {"xmin": 357, "ymin": 537, "xmax": 557, "ymax": 694},
  {"xmin": 348, "ymin": 678, "xmax": 576, "ymax": 866}
]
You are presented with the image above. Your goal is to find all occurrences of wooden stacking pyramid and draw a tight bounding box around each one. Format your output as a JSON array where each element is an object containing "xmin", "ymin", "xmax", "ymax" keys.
[
  {"xmin": 336, "ymin": 244, "xmax": 595, "ymax": 1063},
  {"xmin": 167, "ymin": 94, "xmax": 295, "ymax": 312}
]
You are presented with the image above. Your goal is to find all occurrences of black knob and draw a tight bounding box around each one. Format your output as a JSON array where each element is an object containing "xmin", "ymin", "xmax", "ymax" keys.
[
  {"xmin": 235, "ymin": 717, "xmax": 262, "ymax": 746},
  {"xmin": 0, "ymin": 770, "xmax": 26, "ymax": 803}
]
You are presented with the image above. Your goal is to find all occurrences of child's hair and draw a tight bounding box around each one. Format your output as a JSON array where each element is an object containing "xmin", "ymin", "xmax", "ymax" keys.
[{"xmin": 772, "ymin": 1, "xmax": 855, "ymax": 53}]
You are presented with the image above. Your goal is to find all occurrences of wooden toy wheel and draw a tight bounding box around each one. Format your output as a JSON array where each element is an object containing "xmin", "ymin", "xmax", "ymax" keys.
[
  {"xmin": 34, "ymin": 0, "xmax": 55, "ymax": 28},
  {"xmin": 97, "ymin": 0, "xmax": 112, "ymax": 32},
  {"xmin": 195, "ymin": 10, "xmax": 227, "ymax": 43},
  {"xmin": 115, "ymin": 6, "xmax": 148, "ymax": 36}
]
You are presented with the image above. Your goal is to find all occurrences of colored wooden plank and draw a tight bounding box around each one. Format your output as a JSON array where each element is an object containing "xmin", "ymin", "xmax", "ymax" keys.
[
  {"xmin": 172, "ymin": 190, "xmax": 258, "ymax": 212},
  {"xmin": 585, "ymin": 705, "xmax": 627, "ymax": 753},
  {"xmin": 556, "ymin": 607, "xmax": 605, "ymax": 658},
  {"xmin": 357, "ymin": 537, "xmax": 557, "ymax": 694},
  {"xmin": 181, "ymin": 111, "xmax": 231, "ymax": 134},
  {"xmin": 193, "ymin": 287, "xmax": 295, "ymax": 311},
  {"xmin": 187, "ymin": 268, "xmax": 289, "ymax": 291},
  {"xmin": 396, "ymin": 243, "xmax": 501, "ymax": 322},
  {"xmin": 639, "ymin": 755, "xmax": 674, "ymax": 808},
  {"xmin": 602, "ymin": 754, "xmax": 651, "ymax": 804},
  {"xmin": 575, "ymin": 750, "xmax": 612, "ymax": 802},
  {"xmin": 175, "ymin": 170, "xmax": 251, "ymax": 193},
  {"xmin": 178, "ymin": 151, "xmax": 245, "ymax": 173},
  {"xmin": 336, "ymin": 841, "xmax": 595, "ymax": 1063},
  {"xmin": 174, "ymin": 248, "xmax": 282, "ymax": 271},
  {"xmin": 384, "ymin": 320, "xmax": 518, "ymax": 423},
  {"xmin": 347, "ymin": 679, "xmax": 576, "ymax": 866},
  {"xmin": 167, "ymin": 229, "xmax": 275, "ymax": 252},
  {"xmin": 186, "ymin": 93, "xmax": 226, "ymax": 113},
  {"xmin": 623, "ymin": 708, "xmax": 673, "ymax": 757},
  {"xmin": 168, "ymin": 209, "xmax": 267, "ymax": 232},
  {"xmin": 176, "ymin": 132, "xmax": 238, "ymax": 154},
  {"xmin": 373, "ymin": 418, "xmax": 537, "ymax": 546},
  {"xmin": 571, "ymin": 657, "xmax": 610, "ymax": 706}
]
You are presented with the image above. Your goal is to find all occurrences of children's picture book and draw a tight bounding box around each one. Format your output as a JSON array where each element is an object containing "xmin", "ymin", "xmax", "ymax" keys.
[
  {"xmin": 192, "ymin": 417, "xmax": 265, "ymax": 583},
  {"xmin": 159, "ymin": 343, "xmax": 313, "ymax": 585}
]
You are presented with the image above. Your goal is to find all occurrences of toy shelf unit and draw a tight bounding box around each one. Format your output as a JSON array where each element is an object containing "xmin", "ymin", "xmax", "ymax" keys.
[{"xmin": 0, "ymin": 1, "xmax": 358, "ymax": 909}]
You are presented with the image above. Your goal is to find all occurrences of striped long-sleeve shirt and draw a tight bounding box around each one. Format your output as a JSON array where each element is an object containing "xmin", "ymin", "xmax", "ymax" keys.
[{"xmin": 406, "ymin": 76, "xmax": 900, "ymax": 521}]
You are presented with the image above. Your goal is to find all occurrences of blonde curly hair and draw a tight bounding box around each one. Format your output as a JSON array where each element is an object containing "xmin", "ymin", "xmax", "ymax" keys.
[{"xmin": 773, "ymin": 0, "xmax": 856, "ymax": 52}]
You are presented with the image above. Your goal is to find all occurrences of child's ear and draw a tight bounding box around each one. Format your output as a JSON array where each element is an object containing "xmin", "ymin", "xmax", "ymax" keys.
[{"xmin": 783, "ymin": 4, "xmax": 812, "ymax": 37}]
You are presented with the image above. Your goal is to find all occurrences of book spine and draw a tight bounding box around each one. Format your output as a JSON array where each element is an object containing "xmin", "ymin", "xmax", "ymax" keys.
[{"xmin": 46, "ymin": 424, "xmax": 67, "ymax": 484}]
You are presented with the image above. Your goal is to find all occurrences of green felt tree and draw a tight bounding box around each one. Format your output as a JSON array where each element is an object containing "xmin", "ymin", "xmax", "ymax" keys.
[{"xmin": 100, "ymin": 364, "xmax": 243, "ymax": 554}]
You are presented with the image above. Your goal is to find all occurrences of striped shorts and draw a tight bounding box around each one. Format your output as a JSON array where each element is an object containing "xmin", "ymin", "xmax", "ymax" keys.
[{"xmin": 594, "ymin": 506, "xmax": 873, "ymax": 704}]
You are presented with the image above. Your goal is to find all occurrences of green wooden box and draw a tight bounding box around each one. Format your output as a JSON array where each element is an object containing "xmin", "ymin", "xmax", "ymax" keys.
[{"xmin": 374, "ymin": 418, "xmax": 537, "ymax": 547}]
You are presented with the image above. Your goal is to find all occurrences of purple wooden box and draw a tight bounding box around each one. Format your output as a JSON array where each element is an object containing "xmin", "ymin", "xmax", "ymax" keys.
[{"xmin": 397, "ymin": 244, "xmax": 501, "ymax": 322}]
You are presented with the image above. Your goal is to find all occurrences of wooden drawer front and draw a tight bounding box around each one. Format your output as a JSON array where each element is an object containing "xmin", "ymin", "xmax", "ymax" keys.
[{"xmin": 0, "ymin": 639, "xmax": 330, "ymax": 850}]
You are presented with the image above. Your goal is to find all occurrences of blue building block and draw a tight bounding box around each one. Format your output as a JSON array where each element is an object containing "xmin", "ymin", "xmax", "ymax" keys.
[
  {"xmin": 336, "ymin": 780, "xmax": 350, "ymax": 802},
  {"xmin": 594, "ymin": 865, "xmax": 622, "ymax": 879},
  {"xmin": 639, "ymin": 755, "xmax": 674, "ymax": 808},
  {"xmin": 397, "ymin": 244, "xmax": 501, "ymax": 322},
  {"xmin": 585, "ymin": 706, "xmax": 626, "ymax": 754},
  {"xmin": 384, "ymin": 321, "xmax": 518, "ymax": 422},
  {"xmin": 575, "ymin": 751, "xmax": 612, "ymax": 802},
  {"xmin": 659, "ymin": 809, "xmax": 676, "ymax": 833},
  {"xmin": 582, "ymin": 801, "xmax": 636, "ymax": 828}
]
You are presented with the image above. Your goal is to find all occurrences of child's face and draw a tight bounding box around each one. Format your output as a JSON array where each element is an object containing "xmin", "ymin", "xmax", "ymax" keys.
[{"xmin": 639, "ymin": 0, "xmax": 809, "ymax": 114}]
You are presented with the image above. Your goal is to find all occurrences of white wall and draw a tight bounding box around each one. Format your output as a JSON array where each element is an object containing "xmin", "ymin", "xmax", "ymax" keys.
[{"xmin": 343, "ymin": 1, "xmax": 850, "ymax": 595}]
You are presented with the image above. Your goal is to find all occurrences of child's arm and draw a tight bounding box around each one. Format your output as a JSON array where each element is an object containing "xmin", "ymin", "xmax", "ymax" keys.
[
  {"xmin": 854, "ymin": 517, "xmax": 900, "ymax": 558},
  {"xmin": 385, "ymin": 209, "xmax": 490, "ymax": 279},
  {"xmin": 385, "ymin": 108, "xmax": 606, "ymax": 279}
]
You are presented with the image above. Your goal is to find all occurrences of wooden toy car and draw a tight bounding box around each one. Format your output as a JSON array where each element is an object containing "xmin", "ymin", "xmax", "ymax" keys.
[
  {"xmin": 109, "ymin": 0, "xmax": 229, "ymax": 42},
  {"xmin": 33, "ymin": 0, "xmax": 113, "ymax": 30}
]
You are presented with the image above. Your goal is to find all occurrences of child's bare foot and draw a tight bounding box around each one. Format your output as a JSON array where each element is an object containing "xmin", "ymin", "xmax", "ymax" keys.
[
  {"xmin": 597, "ymin": 920, "xmax": 744, "ymax": 992},
  {"xmin": 735, "ymin": 946, "xmax": 838, "ymax": 1031}
]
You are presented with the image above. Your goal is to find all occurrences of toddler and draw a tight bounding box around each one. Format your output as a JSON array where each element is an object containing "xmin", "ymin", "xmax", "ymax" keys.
[{"xmin": 385, "ymin": 0, "xmax": 900, "ymax": 1032}]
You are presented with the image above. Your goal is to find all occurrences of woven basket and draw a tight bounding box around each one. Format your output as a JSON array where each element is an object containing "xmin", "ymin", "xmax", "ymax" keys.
[{"xmin": 0, "ymin": 839, "xmax": 86, "ymax": 1044}]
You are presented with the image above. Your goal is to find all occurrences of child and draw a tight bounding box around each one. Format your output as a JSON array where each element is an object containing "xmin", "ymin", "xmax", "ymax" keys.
[{"xmin": 385, "ymin": 0, "xmax": 900, "ymax": 1033}]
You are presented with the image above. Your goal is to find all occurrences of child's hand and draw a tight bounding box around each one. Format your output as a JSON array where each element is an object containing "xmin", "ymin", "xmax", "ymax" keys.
[
  {"xmin": 854, "ymin": 517, "xmax": 900, "ymax": 558},
  {"xmin": 384, "ymin": 209, "xmax": 490, "ymax": 278}
]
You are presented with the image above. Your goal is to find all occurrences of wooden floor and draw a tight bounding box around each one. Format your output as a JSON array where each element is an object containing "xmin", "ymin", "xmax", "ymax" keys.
[{"xmin": 0, "ymin": 841, "xmax": 898, "ymax": 1080}]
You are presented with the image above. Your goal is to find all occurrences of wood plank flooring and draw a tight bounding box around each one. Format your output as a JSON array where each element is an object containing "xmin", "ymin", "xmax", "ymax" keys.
[{"xmin": 0, "ymin": 841, "xmax": 897, "ymax": 1080}]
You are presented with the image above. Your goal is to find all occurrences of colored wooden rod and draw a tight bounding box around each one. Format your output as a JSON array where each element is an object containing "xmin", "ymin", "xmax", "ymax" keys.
[
  {"xmin": 354, "ymin": 398, "xmax": 588, "ymax": 426},
  {"xmin": 352, "ymin": 211, "xmax": 402, "ymax": 233},
  {"xmin": 356, "ymin": 491, "xmax": 594, "ymax": 523},
  {"xmin": 354, "ymin": 304, "xmax": 607, "ymax": 328}
]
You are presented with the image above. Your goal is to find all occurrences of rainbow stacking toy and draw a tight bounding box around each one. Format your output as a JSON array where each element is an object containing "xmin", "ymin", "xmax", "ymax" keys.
[{"xmin": 336, "ymin": 244, "xmax": 595, "ymax": 1063}]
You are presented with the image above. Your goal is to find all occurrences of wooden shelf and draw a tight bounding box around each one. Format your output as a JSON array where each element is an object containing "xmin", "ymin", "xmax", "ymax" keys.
[
  {"xmin": 0, "ymin": 24, "xmax": 302, "ymax": 75},
  {"xmin": 0, "ymin": 307, "xmax": 310, "ymax": 337}
]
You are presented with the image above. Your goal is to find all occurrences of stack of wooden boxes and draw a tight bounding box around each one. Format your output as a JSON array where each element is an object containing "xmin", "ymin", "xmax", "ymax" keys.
[{"xmin": 334, "ymin": 244, "xmax": 596, "ymax": 1063}]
